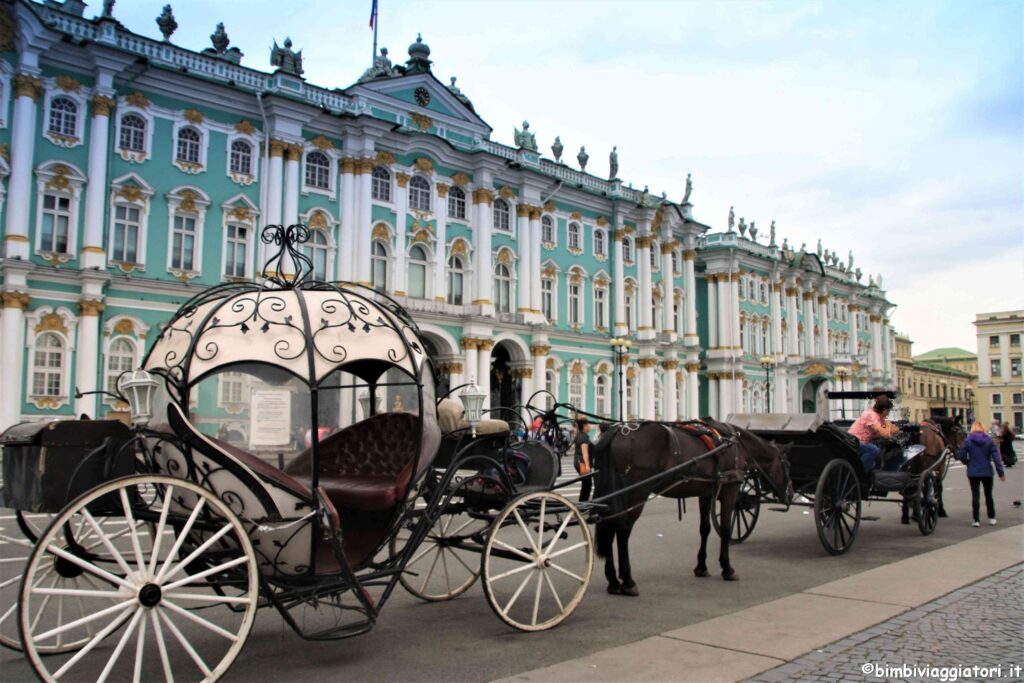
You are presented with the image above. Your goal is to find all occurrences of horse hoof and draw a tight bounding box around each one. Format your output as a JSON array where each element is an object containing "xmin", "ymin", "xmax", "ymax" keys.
[
  {"xmin": 938, "ymin": 510, "xmax": 948, "ymax": 518},
  {"xmin": 694, "ymin": 567, "xmax": 710, "ymax": 578},
  {"xmin": 607, "ymin": 584, "xmax": 621, "ymax": 595},
  {"xmin": 722, "ymin": 571, "xmax": 739, "ymax": 581},
  {"xmin": 619, "ymin": 582, "xmax": 639, "ymax": 597},
  {"xmin": 900, "ymin": 518, "xmax": 910, "ymax": 525}
]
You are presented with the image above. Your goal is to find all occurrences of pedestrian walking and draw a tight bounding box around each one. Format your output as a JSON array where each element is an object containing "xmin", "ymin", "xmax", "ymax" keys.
[
  {"xmin": 998, "ymin": 423, "xmax": 1017, "ymax": 468},
  {"xmin": 574, "ymin": 417, "xmax": 594, "ymax": 503},
  {"xmin": 959, "ymin": 421, "xmax": 1005, "ymax": 527},
  {"xmin": 848, "ymin": 395, "xmax": 899, "ymax": 471}
]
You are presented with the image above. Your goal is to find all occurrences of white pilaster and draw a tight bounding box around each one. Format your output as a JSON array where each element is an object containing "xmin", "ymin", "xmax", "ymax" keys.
[
  {"xmin": 786, "ymin": 285, "xmax": 800, "ymax": 360},
  {"xmin": 708, "ymin": 274, "xmax": 718, "ymax": 349},
  {"xmin": 472, "ymin": 188, "xmax": 494, "ymax": 311},
  {"xmin": 4, "ymin": 75, "xmax": 42, "ymax": 260},
  {"xmin": 477, "ymin": 340, "xmax": 493, "ymax": 411},
  {"xmin": 433, "ymin": 183, "xmax": 450, "ymax": 301},
  {"xmin": 661, "ymin": 244, "xmax": 674, "ymax": 338},
  {"xmin": 529, "ymin": 208, "xmax": 543, "ymax": 315},
  {"xmin": 283, "ymin": 144, "xmax": 301, "ymax": 226},
  {"xmin": 393, "ymin": 174, "xmax": 409, "ymax": 295},
  {"xmin": 817, "ymin": 291, "xmax": 830, "ymax": 357},
  {"xmin": 612, "ymin": 227, "xmax": 627, "ymax": 336},
  {"xmin": 0, "ymin": 291, "xmax": 29, "ymax": 429},
  {"xmin": 802, "ymin": 290, "xmax": 816, "ymax": 358},
  {"xmin": 684, "ymin": 250, "xmax": 699, "ymax": 346},
  {"xmin": 338, "ymin": 157, "xmax": 356, "ymax": 281},
  {"xmin": 81, "ymin": 91, "xmax": 114, "ymax": 269},
  {"xmin": 686, "ymin": 363, "xmax": 700, "ymax": 420},
  {"xmin": 355, "ymin": 159, "xmax": 374, "ymax": 285},
  {"xmin": 516, "ymin": 205, "xmax": 531, "ymax": 313},
  {"xmin": 637, "ymin": 234, "xmax": 653, "ymax": 337},
  {"xmin": 640, "ymin": 357, "xmax": 656, "ymax": 420},
  {"xmin": 532, "ymin": 341, "xmax": 549, "ymax": 408},
  {"xmin": 663, "ymin": 362, "xmax": 678, "ymax": 421},
  {"xmin": 74, "ymin": 299, "xmax": 104, "ymax": 418}
]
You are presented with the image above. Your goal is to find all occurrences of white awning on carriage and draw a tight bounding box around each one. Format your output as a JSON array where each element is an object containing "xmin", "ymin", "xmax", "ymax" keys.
[{"xmin": 144, "ymin": 288, "xmax": 427, "ymax": 386}]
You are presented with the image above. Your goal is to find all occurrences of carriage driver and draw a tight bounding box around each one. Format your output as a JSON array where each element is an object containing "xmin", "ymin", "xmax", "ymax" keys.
[{"xmin": 849, "ymin": 395, "xmax": 900, "ymax": 471}]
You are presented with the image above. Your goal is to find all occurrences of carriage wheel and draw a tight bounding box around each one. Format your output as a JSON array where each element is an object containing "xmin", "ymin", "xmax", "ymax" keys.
[
  {"xmin": 1, "ymin": 512, "xmax": 55, "ymax": 651},
  {"xmin": 916, "ymin": 473, "xmax": 939, "ymax": 536},
  {"xmin": 19, "ymin": 475, "xmax": 259, "ymax": 682},
  {"xmin": 813, "ymin": 459, "xmax": 861, "ymax": 556},
  {"xmin": 481, "ymin": 491, "xmax": 592, "ymax": 632},
  {"xmin": 710, "ymin": 473, "xmax": 762, "ymax": 543},
  {"xmin": 393, "ymin": 481, "xmax": 490, "ymax": 602}
]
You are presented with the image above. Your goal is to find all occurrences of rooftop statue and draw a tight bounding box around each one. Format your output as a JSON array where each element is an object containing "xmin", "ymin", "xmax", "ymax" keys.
[
  {"xmin": 609, "ymin": 146, "xmax": 618, "ymax": 180},
  {"xmin": 358, "ymin": 48, "xmax": 402, "ymax": 82},
  {"xmin": 514, "ymin": 121, "xmax": 538, "ymax": 152},
  {"xmin": 577, "ymin": 146, "xmax": 589, "ymax": 172},
  {"xmin": 749, "ymin": 221, "xmax": 758, "ymax": 241},
  {"xmin": 446, "ymin": 77, "xmax": 475, "ymax": 112},
  {"xmin": 271, "ymin": 37, "xmax": 304, "ymax": 77},
  {"xmin": 816, "ymin": 239, "xmax": 823, "ymax": 258},
  {"xmin": 848, "ymin": 250, "xmax": 854, "ymax": 271},
  {"xmin": 782, "ymin": 237, "xmax": 789, "ymax": 251},
  {"xmin": 727, "ymin": 206, "xmax": 735, "ymax": 233},
  {"xmin": 102, "ymin": 0, "xmax": 115, "ymax": 18},
  {"xmin": 156, "ymin": 4, "xmax": 177, "ymax": 41},
  {"xmin": 203, "ymin": 22, "xmax": 243, "ymax": 63},
  {"xmin": 855, "ymin": 267, "xmax": 862, "ymax": 282},
  {"xmin": 800, "ymin": 242, "xmax": 806, "ymax": 254},
  {"xmin": 551, "ymin": 136, "xmax": 564, "ymax": 163},
  {"xmin": 682, "ymin": 173, "xmax": 693, "ymax": 203},
  {"xmin": 769, "ymin": 220, "xmax": 776, "ymax": 246},
  {"xmin": 738, "ymin": 217, "xmax": 747, "ymax": 237}
]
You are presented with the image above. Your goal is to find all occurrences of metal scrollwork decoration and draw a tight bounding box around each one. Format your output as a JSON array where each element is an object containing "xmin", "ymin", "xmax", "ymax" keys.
[{"xmin": 261, "ymin": 223, "xmax": 315, "ymax": 288}]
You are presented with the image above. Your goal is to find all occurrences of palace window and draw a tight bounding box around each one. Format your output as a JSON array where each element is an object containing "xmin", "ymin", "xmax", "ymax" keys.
[
  {"xmin": 654, "ymin": 377, "xmax": 663, "ymax": 420},
  {"xmin": 32, "ymin": 333, "xmax": 65, "ymax": 397},
  {"xmin": 448, "ymin": 186, "xmax": 466, "ymax": 219},
  {"xmin": 622, "ymin": 237, "xmax": 634, "ymax": 263},
  {"xmin": 408, "ymin": 245, "xmax": 428, "ymax": 299},
  {"xmin": 760, "ymin": 283, "xmax": 768, "ymax": 304},
  {"xmin": 568, "ymin": 281, "xmax": 582, "ymax": 326},
  {"xmin": 990, "ymin": 335, "xmax": 1000, "ymax": 348},
  {"xmin": 229, "ymin": 140, "xmax": 253, "ymax": 176},
  {"xmin": 673, "ymin": 301, "xmax": 681, "ymax": 334},
  {"xmin": 176, "ymin": 127, "xmax": 201, "ymax": 164},
  {"xmin": 594, "ymin": 229, "xmax": 606, "ymax": 257},
  {"xmin": 761, "ymin": 321, "xmax": 770, "ymax": 355},
  {"xmin": 447, "ymin": 254, "xmax": 465, "ymax": 305},
  {"xmin": 304, "ymin": 151, "xmax": 331, "ymax": 190},
  {"xmin": 48, "ymin": 97, "xmax": 77, "ymax": 137},
  {"xmin": 304, "ymin": 229, "xmax": 329, "ymax": 281},
  {"xmin": 992, "ymin": 393, "xmax": 1003, "ymax": 406},
  {"xmin": 568, "ymin": 222, "xmax": 581, "ymax": 250},
  {"xmin": 650, "ymin": 245, "xmax": 658, "ymax": 270},
  {"xmin": 220, "ymin": 372, "xmax": 244, "ymax": 405},
  {"xmin": 545, "ymin": 370, "xmax": 557, "ymax": 409},
  {"xmin": 740, "ymin": 317, "xmax": 748, "ymax": 353},
  {"xmin": 671, "ymin": 250, "xmax": 679, "ymax": 274},
  {"xmin": 595, "ymin": 287, "xmax": 607, "ymax": 329},
  {"xmin": 569, "ymin": 372, "xmax": 584, "ymax": 411},
  {"xmin": 1012, "ymin": 358, "xmax": 1022, "ymax": 377},
  {"xmin": 170, "ymin": 215, "xmax": 197, "ymax": 271},
  {"xmin": 541, "ymin": 276, "xmax": 554, "ymax": 321},
  {"xmin": 541, "ymin": 215, "xmax": 555, "ymax": 243},
  {"xmin": 625, "ymin": 291, "xmax": 635, "ymax": 332},
  {"xmin": 595, "ymin": 375, "xmax": 609, "ymax": 418},
  {"xmin": 371, "ymin": 240, "xmax": 389, "ymax": 290},
  {"xmin": 494, "ymin": 263, "xmax": 512, "ymax": 313},
  {"xmin": 111, "ymin": 204, "xmax": 141, "ymax": 263},
  {"xmin": 40, "ymin": 193, "xmax": 71, "ymax": 254},
  {"xmin": 224, "ymin": 223, "xmax": 249, "ymax": 278},
  {"xmin": 493, "ymin": 199, "xmax": 511, "ymax": 231},
  {"xmin": 106, "ymin": 337, "xmax": 136, "ymax": 395},
  {"xmin": 991, "ymin": 359, "xmax": 1002, "ymax": 377},
  {"xmin": 1011, "ymin": 334, "xmax": 1021, "ymax": 347},
  {"xmin": 626, "ymin": 376, "xmax": 635, "ymax": 419},
  {"xmin": 409, "ymin": 176, "xmax": 431, "ymax": 212},
  {"xmin": 372, "ymin": 166, "xmax": 391, "ymax": 201},
  {"xmin": 119, "ymin": 113, "xmax": 146, "ymax": 152}
]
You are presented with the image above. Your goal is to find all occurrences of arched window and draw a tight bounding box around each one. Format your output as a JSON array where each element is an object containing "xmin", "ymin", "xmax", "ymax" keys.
[
  {"xmin": 740, "ymin": 317, "xmax": 748, "ymax": 353},
  {"xmin": 568, "ymin": 222, "xmax": 581, "ymax": 250},
  {"xmin": 568, "ymin": 278, "xmax": 582, "ymax": 326},
  {"xmin": 624, "ymin": 290, "xmax": 635, "ymax": 332},
  {"xmin": 372, "ymin": 166, "xmax": 391, "ymax": 201},
  {"xmin": 569, "ymin": 372, "xmax": 584, "ymax": 411},
  {"xmin": 106, "ymin": 337, "xmax": 136, "ymax": 395},
  {"xmin": 119, "ymin": 113, "xmax": 146, "ymax": 152},
  {"xmin": 371, "ymin": 240, "xmax": 389, "ymax": 290},
  {"xmin": 32, "ymin": 333, "xmax": 65, "ymax": 397},
  {"xmin": 230, "ymin": 140, "xmax": 253, "ymax": 176},
  {"xmin": 305, "ymin": 151, "xmax": 331, "ymax": 189},
  {"xmin": 595, "ymin": 375, "xmax": 609, "ymax": 417},
  {"xmin": 623, "ymin": 237, "xmax": 634, "ymax": 262},
  {"xmin": 408, "ymin": 245, "xmax": 428, "ymax": 299},
  {"xmin": 761, "ymin": 321, "xmax": 770, "ymax": 355},
  {"xmin": 409, "ymin": 176, "xmax": 431, "ymax": 212},
  {"xmin": 545, "ymin": 370, "xmax": 557, "ymax": 409},
  {"xmin": 654, "ymin": 377, "xmax": 663, "ymax": 420},
  {"xmin": 671, "ymin": 250, "xmax": 679, "ymax": 274},
  {"xmin": 494, "ymin": 262, "xmax": 512, "ymax": 313},
  {"xmin": 176, "ymin": 126, "xmax": 201, "ymax": 163},
  {"xmin": 594, "ymin": 286, "xmax": 607, "ymax": 329},
  {"xmin": 448, "ymin": 186, "xmax": 466, "ymax": 219},
  {"xmin": 626, "ymin": 375, "xmax": 635, "ymax": 419},
  {"xmin": 594, "ymin": 230, "xmax": 606, "ymax": 257},
  {"xmin": 48, "ymin": 97, "xmax": 77, "ymax": 137},
  {"xmin": 493, "ymin": 199, "xmax": 511, "ymax": 231},
  {"xmin": 111, "ymin": 203, "xmax": 141, "ymax": 263},
  {"xmin": 541, "ymin": 215, "xmax": 555, "ymax": 243},
  {"xmin": 224, "ymin": 223, "xmax": 249, "ymax": 278},
  {"xmin": 760, "ymin": 282, "xmax": 768, "ymax": 303},
  {"xmin": 303, "ymin": 229, "xmax": 329, "ymax": 280},
  {"xmin": 650, "ymin": 243, "xmax": 658, "ymax": 270},
  {"xmin": 171, "ymin": 213, "xmax": 197, "ymax": 271},
  {"xmin": 447, "ymin": 254, "xmax": 465, "ymax": 305},
  {"xmin": 40, "ymin": 193, "xmax": 72, "ymax": 254},
  {"xmin": 541, "ymin": 275, "xmax": 555, "ymax": 321}
]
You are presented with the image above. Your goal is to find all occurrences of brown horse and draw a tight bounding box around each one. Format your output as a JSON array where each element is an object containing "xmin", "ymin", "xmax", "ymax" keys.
[
  {"xmin": 902, "ymin": 416, "xmax": 963, "ymax": 522},
  {"xmin": 592, "ymin": 418, "xmax": 790, "ymax": 595}
]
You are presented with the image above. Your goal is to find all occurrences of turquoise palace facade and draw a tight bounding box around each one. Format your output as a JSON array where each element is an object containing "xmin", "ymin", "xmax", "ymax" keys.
[{"xmin": 0, "ymin": 0, "xmax": 897, "ymax": 436}]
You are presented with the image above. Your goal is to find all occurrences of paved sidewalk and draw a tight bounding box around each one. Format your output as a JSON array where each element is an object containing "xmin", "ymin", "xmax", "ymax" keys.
[
  {"xmin": 748, "ymin": 564, "xmax": 1024, "ymax": 683},
  {"xmin": 494, "ymin": 526, "xmax": 1024, "ymax": 683}
]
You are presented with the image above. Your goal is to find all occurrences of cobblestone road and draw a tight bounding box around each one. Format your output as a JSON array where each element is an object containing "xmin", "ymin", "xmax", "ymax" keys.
[{"xmin": 748, "ymin": 563, "xmax": 1024, "ymax": 683}]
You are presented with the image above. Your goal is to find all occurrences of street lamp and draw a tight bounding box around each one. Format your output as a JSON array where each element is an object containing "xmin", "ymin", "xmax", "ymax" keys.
[
  {"xmin": 966, "ymin": 388, "xmax": 974, "ymax": 424},
  {"xmin": 835, "ymin": 367, "xmax": 851, "ymax": 420},
  {"xmin": 758, "ymin": 355, "xmax": 776, "ymax": 413},
  {"xmin": 610, "ymin": 338, "xmax": 633, "ymax": 421}
]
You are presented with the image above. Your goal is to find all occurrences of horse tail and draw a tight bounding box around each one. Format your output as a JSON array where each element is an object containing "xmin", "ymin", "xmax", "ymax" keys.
[{"xmin": 595, "ymin": 521, "xmax": 613, "ymax": 560}]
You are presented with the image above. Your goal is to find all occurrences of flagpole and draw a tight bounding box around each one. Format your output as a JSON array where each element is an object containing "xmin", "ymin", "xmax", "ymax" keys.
[{"xmin": 371, "ymin": 0, "xmax": 379, "ymax": 64}]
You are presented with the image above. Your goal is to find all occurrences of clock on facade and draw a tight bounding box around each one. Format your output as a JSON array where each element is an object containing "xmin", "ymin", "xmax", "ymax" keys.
[{"xmin": 414, "ymin": 87, "xmax": 430, "ymax": 107}]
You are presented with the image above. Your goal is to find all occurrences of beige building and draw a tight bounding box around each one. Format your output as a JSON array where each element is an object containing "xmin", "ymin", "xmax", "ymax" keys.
[
  {"xmin": 974, "ymin": 311, "xmax": 1024, "ymax": 431},
  {"xmin": 896, "ymin": 335, "xmax": 974, "ymax": 423}
]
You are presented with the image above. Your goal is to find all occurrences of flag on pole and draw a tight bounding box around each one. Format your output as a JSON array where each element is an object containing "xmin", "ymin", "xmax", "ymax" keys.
[{"xmin": 369, "ymin": 0, "xmax": 378, "ymax": 28}]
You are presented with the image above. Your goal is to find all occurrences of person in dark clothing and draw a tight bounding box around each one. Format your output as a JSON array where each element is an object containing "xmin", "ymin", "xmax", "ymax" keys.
[
  {"xmin": 959, "ymin": 421, "xmax": 1006, "ymax": 527},
  {"xmin": 574, "ymin": 418, "xmax": 594, "ymax": 503},
  {"xmin": 998, "ymin": 424, "xmax": 1017, "ymax": 467}
]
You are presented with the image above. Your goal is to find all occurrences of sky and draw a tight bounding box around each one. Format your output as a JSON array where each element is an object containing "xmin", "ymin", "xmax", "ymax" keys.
[{"xmin": 108, "ymin": 0, "xmax": 1024, "ymax": 354}]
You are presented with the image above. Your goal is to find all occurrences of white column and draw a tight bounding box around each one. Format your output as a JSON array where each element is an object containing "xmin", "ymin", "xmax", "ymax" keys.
[
  {"xmin": 433, "ymin": 183, "xmax": 450, "ymax": 302},
  {"xmin": 786, "ymin": 286, "xmax": 800, "ymax": 360},
  {"xmin": 472, "ymin": 189, "xmax": 494, "ymax": 308},
  {"xmin": 660, "ymin": 244, "xmax": 674, "ymax": 337},
  {"xmin": 283, "ymin": 144, "xmax": 301, "ymax": 226},
  {"xmin": 637, "ymin": 235, "xmax": 653, "ymax": 335},
  {"xmin": 462, "ymin": 338, "xmax": 479, "ymax": 389},
  {"xmin": 708, "ymin": 375, "xmax": 719, "ymax": 420},
  {"xmin": 663, "ymin": 362, "xmax": 678, "ymax": 421},
  {"xmin": 729, "ymin": 273, "xmax": 741, "ymax": 355},
  {"xmin": 683, "ymin": 250, "xmax": 699, "ymax": 346},
  {"xmin": 802, "ymin": 291, "xmax": 816, "ymax": 358},
  {"xmin": 74, "ymin": 300, "xmax": 103, "ymax": 418},
  {"xmin": 477, "ymin": 340, "xmax": 493, "ymax": 411},
  {"xmin": 771, "ymin": 283, "xmax": 786, "ymax": 411},
  {"xmin": 612, "ymin": 228, "xmax": 627, "ymax": 336},
  {"xmin": 529, "ymin": 208, "xmax": 543, "ymax": 315},
  {"xmin": 532, "ymin": 343, "xmax": 548, "ymax": 406},
  {"xmin": 81, "ymin": 95, "xmax": 114, "ymax": 270},
  {"xmin": 338, "ymin": 157, "xmax": 356, "ymax": 281},
  {"xmin": 717, "ymin": 376, "xmax": 730, "ymax": 420},
  {"xmin": 264, "ymin": 140, "xmax": 284, "ymax": 271},
  {"xmin": 817, "ymin": 292, "xmax": 830, "ymax": 357},
  {"xmin": 871, "ymin": 314, "xmax": 883, "ymax": 373},
  {"xmin": 640, "ymin": 358, "xmax": 656, "ymax": 420},
  {"xmin": 708, "ymin": 274, "xmax": 719, "ymax": 349},
  {"xmin": 3, "ymin": 75, "xmax": 42, "ymax": 260},
  {"xmin": 516, "ymin": 205, "xmax": 531, "ymax": 313},
  {"xmin": 0, "ymin": 292, "xmax": 29, "ymax": 428},
  {"xmin": 355, "ymin": 159, "xmax": 374, "ymax": 285},
  {"xmin": 716, "ymin": 275, "xmax": 729, "ymax": 350},
  {"xmin": 850, "ymin": 304, "xmax": 860, "ymax": 358},
  {"xmin": 518, "ymin": 367, "xmax": 534, "ymax": 407},
  {"xmin": 686, "ymin": 362, "xmax": 700, "ymax": 420},
  {"xmin": 393, "ymin": 173, "xmax": 409, "ymax": 295}
]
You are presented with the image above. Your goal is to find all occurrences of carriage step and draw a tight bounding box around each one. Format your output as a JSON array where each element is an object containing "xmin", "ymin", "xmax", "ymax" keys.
[
  {"xmin": 861, "ymin": 515, "xmax": 880, "ymax": 521},
  {"xmin": 769, "ymin": 507, "xmax": 788, "ymax": 512}
]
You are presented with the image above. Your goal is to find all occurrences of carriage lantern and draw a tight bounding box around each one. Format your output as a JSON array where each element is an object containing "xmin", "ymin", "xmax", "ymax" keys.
[
  {"xmin": 460, "ymin": 378, "xmax": 486, "ymax": 437},
  {"xmin": 118, "ymin": 369, "xmax": 160, "ymax": 425}
]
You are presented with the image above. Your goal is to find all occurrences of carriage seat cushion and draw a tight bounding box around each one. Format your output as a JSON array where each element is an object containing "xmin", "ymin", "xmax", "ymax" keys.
[
  {"xmin": 436, "ymin": 398, "xmax": 509, "ymax": 436},
  {"xmin": 284, "ymin": 412, "xmax": 420, "ymax": 512}
]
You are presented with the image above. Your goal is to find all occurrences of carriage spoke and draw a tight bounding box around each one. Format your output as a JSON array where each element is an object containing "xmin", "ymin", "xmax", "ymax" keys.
[
  {"xmin": 159, "ymin": 520, "xmax": 235, "ymax": 584},
  {"xmin": 491, "ymin": 538, "xmax": 536, "ymax": 563},
  {"xmin": 445, "ymin": 545, "xmax": 476, "ymax": 575},
  {"xmin": 512, "ymin": 510, "xmax": 542, "ymax": 556},
  {"xmin": 81, "ymin": 509, "xmax": 133, "ymax": 577},
  {"xmin": 42, "ymin": 542, "xmax": 131, "ymax": 590},
  {"xmin": 543, "ymin": 514, "xmax": 573, "ymax": 557},
  {"xmin": 0, "ymin": 572, "xmax": 23, "ymax": 590},
  {"xmin": 439, "ymin": 542, "xmax": 452, "ymax": 593},
  {"xmin": 0, "ymin": 600, "xmax": 17, "ymax": 629},
  {"xmin": 163, "ymin": 592, "xmax": 253, "ymax": 605},
  {"xmin": 161, "ymin": 599, "xmax": 240, "ymax": 641},
  {"xmin": 546, "ymin": 560, "xmax": 586, "ymax": 584},
  {"xmin": 158, "ymin": 607, "xmax": 212, "ymax": 676},
  {"xmin": 96, "ymin": 606, "xmax": 144, "ymax": 683},
  {"xmin": 536, "ymin": 498, "xmax": 547, "ymax": 555},
  {"xmin": 50, "ymin": 606, "xmax": 134, "ymax": 680},
  {"xmin": 34, "ymin": 598, "xmax": 134, "ymax": 643},
  {"xmin": 548, "ymin": 540, "xmax": 587, "ymax": 560},
  {"xmin": 488, "ymin": 561, "xmax": 536, "ymax": 583},
  {"xmin": 418, "ymin": 544, "xmax": 445, "ymax": 594},
  {"xmin": 148, "ymin": 485, "xmax": 174, "ymax": 575},
  {"xmin": 150, "ymin": 609, "xmax": 175, "ymax": 683},
  {"xmin": 154, "ymin": 498, "xmax": 207, "ymax": 583},
  {"xmin": 501, "ymin": 569, "xmax": 536, "ymax": 615},
  {"xmin": 132, "ymin": 608, "xmax": 148, "ymax": 683},
  {"xmin": 29, "ymin": 576, "xmax": 58, "ymax": 635},
  {"xmin": 119, "ymin": 489, "xmax": 147, "ymax": 570},
  {"xmin": 162, "ymin": 555, "xmax": 249, "ymax": 591},
  {"xmin": 542, "ymin": 570, "xmax": 565, "ymax": 613},
  {"xmin": 32, "ymin": 586, "xmax": 123, "ymax": 599},
  {"xmin": 0, "ymin": 531, "xmax": 34, "ymax": 549},
  {"xmin": 531, "ymin": 568, "xmax": 544, "ymax": 626},
  {"xmin": 406, "ymin": 541, "xmax": 436, "ymax": 568}
]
